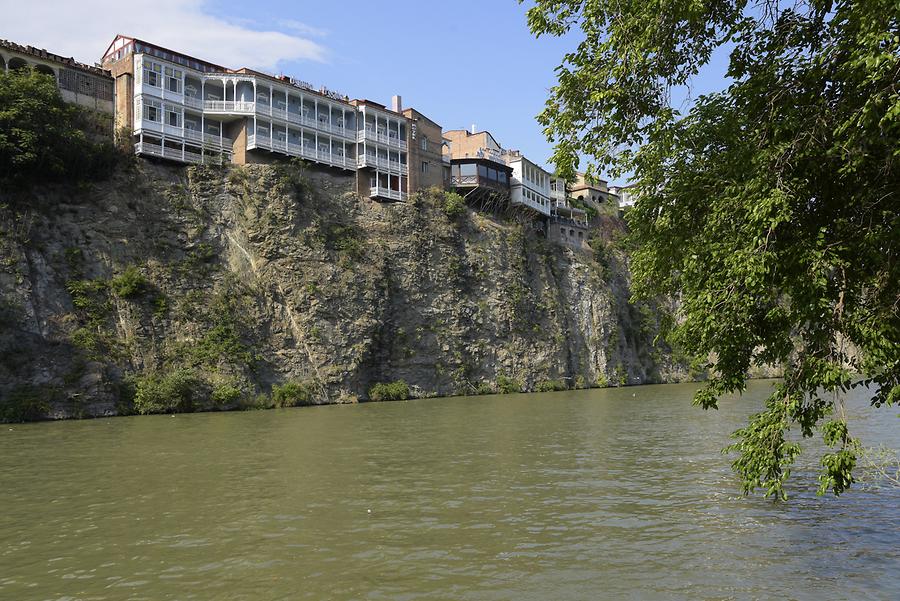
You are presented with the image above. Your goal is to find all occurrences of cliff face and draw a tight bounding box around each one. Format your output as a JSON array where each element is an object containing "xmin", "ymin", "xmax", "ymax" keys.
[{"xmin": 0, "ymin": 160, "xmax": 685, "ymax": 419}]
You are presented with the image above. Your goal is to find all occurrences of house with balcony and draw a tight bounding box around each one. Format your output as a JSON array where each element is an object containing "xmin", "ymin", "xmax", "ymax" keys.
[
  {"xmin": 549, "ymin": 175, "xmax": 589, "ymax": 249},
  {"xmin": 1, "ymin": 39, "xmax": 115, "ymax": 138},
  {"xmin": 503, "ymin": 150, "xmax": 552, "ymax": 217},
  {"xmin": 101, "ymin": 35, "xmax": 358, "ymax": 170},
  {"xmin": 351, "ymin": 98, "xmax": 409, "ymax": 202},
  {"xmin": 443, "ymin": 129, "xmax": 512, "ymax": 206}
]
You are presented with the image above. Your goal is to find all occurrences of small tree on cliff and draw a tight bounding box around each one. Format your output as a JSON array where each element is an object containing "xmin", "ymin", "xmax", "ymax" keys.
[
  {"xmin": 523, "ymin": 0, "xmax": 900, "ymax": 498},
  {"xmin": 0, "ymin": 68, "xmax": 115, "ymax": 187}
]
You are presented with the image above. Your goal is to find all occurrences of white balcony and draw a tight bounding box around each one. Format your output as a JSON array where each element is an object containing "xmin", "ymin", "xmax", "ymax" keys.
[
  {"xmin": 370, "ymin": 186, "xmax": 407, "ymax": 202},
  {"xmin": 204, "ymin": 100, "xmax": 255, "ymax": 114},
  {"xmin": 135, "ymin": 141, "xmax": 227, "ymax": 165},
  {"xmin": 357, "ymin": 128, "xmax": 407, "ymax": 150},
  {"xmin": 258, "ymin": 109, "xmax": 355, "ymax": 140},
  {"xmin": 182, "ymin": 128, "xmax": 233, "ymax": 149},
  {"xmin": 246, "ymin": 134, "xmax": 354, "ymax": 170},
  {"xmin": 183, "ymin": 95, "xmax": 204, "ymax": 110},
  {"xmin": 357, "ymin": 154, "xmax": 407, "ymax": 173}
]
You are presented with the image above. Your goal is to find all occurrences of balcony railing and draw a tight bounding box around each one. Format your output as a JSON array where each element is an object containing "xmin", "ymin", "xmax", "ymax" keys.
[
  {"xmin": 357, "ymin": 128, "xmax": 407, "ymax": 150},
  {"xmin": 370, "ymin": 186, "xmax": 408, "ymax": 202},
  {"xmin": 357, "ymin": 154, "xmax": 407, "ymax": 173},
  {"xmin": 203, "ymin": 100, "xmax": 256, "ymax": 113},
  {"xmin": 513, "ymin": 195, "xmax": 552, "ymax": 216},
  {"xmin": 182, "ymin": 128, "xmax": 233, "ymax": 149},
  {"xmin": 246, "ymin": 134, "xmax": 354, "ymax": 170},
  {"xmin": 451, "ymin": 175, "xmax": 509, "ymax": 191},
  {"xmin": 135, "ymin": 121, "xmax": 232, "ymax": 150},
  {"xmin": 252, "ymin": 107, "xmax": 355, "ymax": 139},
  {"xmin": 551, "ymin": 215, "xmax": 589, "ymax": 228},
  {"xmin": 183, "ymin": 95, "xmax": 204, "ymax": 110},
  {"xmin": 134, "ymin": 141, "xmax": 228, "ymax": 165}
]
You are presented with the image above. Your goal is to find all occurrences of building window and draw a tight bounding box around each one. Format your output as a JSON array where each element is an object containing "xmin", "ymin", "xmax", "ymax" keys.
[
  {"xmin": 142, "ymin": 99, "xmax": 161, "ymax": 122},
  {"xmin": 143, "ymin": 60, "xmax": 161, "ymax": 87},
  {"xmin": 167, "ymin": 107, "xmax": 181, "ymax": 127},
  {"xmin": 421, "ymin": 161, "xmax": 428, "ymax": 173},
  {"xmin": 420, "ymin": 137, "xmax": 427, "ymax": 151},
  {"xmin": 165, "ymin": 66, "xmax": 182, "ymax": 93}
]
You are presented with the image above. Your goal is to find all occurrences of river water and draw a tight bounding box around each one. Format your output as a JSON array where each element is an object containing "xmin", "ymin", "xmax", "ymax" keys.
[{"xmin": 1, "ymin": 381, "xmax": 898, "ymax": 600}]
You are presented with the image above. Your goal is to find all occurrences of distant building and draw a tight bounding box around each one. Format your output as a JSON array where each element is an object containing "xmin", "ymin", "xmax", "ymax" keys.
[
  {"xmin": 444, "ymin": 129, "xmax": 512, "ymax": 205},
  {"xmin": 351, "ymin": 98, "xmax": 409, "ymax": 201},
  {"xmin": 402, "ymin": 103, "xmax": 446, "ymax": 195},
  {"xmin": 100, "ymin": 35, "xmax": 427, "ymax": 204},
  {"xmin": 502, "ymin": 150, "xmax": 552, "ymax": 216},
  {"xmin": 609, "ymin": 184, "xmax": 636, "ymax": 208},
  {"xmin": 570, "ymin": 172, "xmax": 618, "ymax": 212},
  {"xmin": 3, "ymin": 33, "xmax": 619, "ymax": 222},
  {"xmin": 101, "ymin": 35, "xmax": 360, "ymax": 173},
  {"xmin": 1, "ymin": 38, "xmax": 115, "ymax": 137},
  {"xmin": 549, "ymin": 176, "xmax": 589, "ymax": 249}
]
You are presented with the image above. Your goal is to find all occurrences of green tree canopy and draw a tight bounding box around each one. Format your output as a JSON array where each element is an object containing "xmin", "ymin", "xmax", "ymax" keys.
[
  {"xmin": 525, "ymin": 0, "xmax": 900, "ymax": 498},
  {"xmin": 0, "ymin": 68, "xmax": 114, "ymax": 186}
]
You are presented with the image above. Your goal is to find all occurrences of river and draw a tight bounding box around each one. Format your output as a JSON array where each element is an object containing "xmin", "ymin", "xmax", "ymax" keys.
[{"xmin": 1, "ymin": 381, "xmax": 898, "ymax": 600}]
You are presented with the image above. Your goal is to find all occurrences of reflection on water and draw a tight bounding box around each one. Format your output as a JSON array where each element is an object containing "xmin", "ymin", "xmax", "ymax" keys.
[{"xmin": 1, "ymin": 381, "xmax": 898, "ymax": 600}]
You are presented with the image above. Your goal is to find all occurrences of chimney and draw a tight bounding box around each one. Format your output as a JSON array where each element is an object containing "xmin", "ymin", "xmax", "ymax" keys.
[
  {"xmin": 391, "ymin": 95, "xmax": 402, "ymax": 112},
  {"xmin": 470, "ymin": 123, "xmax": 476, "ymax": 134}
]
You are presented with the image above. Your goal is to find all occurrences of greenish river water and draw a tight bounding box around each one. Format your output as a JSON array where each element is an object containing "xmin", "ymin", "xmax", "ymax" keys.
[{"xmin": 1, "ymin": 381, "xmax": 898, "ymax": 600}]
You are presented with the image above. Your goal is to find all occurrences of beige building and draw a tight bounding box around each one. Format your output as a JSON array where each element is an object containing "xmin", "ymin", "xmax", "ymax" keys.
[
  {"xmin": 402, "ymin": 103, "xmax": 446, "ymax": 193},
  {"xmin": 570, "ymin": 172, "xmax": 619, "ymax": 212},
  {"xmin": 1, "ymin": 39, "xmax": 115, "ymax": 137}
]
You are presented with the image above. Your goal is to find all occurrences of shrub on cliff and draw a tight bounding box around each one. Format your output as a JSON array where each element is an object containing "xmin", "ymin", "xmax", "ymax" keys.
[
  {"xmin": 495, "ymin": 375, "xmax": 522, "ymax": 394},
  {"xmin": 0, "ymin": 385, "xmax": 51, "ymax": 422},
  {"xmin": 440, "ymin": 192, "xmax": 467, "ymax": 220},
  {"xmin": 0, "ymin": 69, "xmax": 118, "ymax": 188},
  {"xmin": 110, "ymin": 266, "xmax": 147, "ymax": 299},
  {"xmin": 368, "ymin": 380, "xmax": 410, "ymax": 401},
  {"xmin": 131, "ymin": 369, "xmax": 206, "ymax": 414},
  {"xmin": 271, "ymin": 381, "xmax": 317, "ymax": 407},
  {"xmin": 535, "ymin": 379, "xmax": 568, "ymax": 392}
]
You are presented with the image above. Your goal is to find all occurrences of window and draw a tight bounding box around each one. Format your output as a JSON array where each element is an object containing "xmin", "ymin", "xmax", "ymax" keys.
[
  {"xmin": 165, "ymin": 66, "xmax": 182, "ymax": 93},
  {"xmin": 166, "ymin": 107, "xmax": 181, "ymax": 127},
  {"xmin": 143, "ymin": 60, "xmax": 161, "ymax": 87},
  {"xmin": 142, "ymin": 99, "xmax": 161, "ymax": 122},
  {"xmin": 459, "ymin": 163, "xmax": 477, "ymax": 177},
  {"xmin": 478, "ymin": 164, "xmax": 488, "ymax": 178},
  {"xmin": 421, "ymin": 161, "xmax": 429, "ymax": 173},
  {"xmin": 487, "ymin": 168, "xmax": 498, "ymax": 181},
  {"xmin": 420, "ymin": 137, "xmax": 427, "ymax": 151}
]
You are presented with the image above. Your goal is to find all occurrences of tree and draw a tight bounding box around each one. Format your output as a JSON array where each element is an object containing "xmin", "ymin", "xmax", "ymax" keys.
[
  {"xmin": 0, "ymin": 68, "xmax": 114, "ymax": 186},
  {"xmin": 524, "ymin": 0, "xmax": 900, "ymax": 498}
]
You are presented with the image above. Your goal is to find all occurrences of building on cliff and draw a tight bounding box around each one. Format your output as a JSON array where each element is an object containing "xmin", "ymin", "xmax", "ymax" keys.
[
  {"xmin": 0, "ymin": 39, "xmax": 115, "ymax": 138},
  {"xmin": 3, "ymin": 33, "xmax": 609, "ymax": 246},
  {"xmin": 570, "ymin": 172, "xmax": 620, "ymax": 213},
  {"xmin": 549, "ymin": 176, "xmax": 589, "ymax": 249}
]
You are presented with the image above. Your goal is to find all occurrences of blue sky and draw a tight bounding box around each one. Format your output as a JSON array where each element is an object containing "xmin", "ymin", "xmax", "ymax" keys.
[{"xmin": 2, "ymin": 0, "xmax": 731, "ymax": 185}]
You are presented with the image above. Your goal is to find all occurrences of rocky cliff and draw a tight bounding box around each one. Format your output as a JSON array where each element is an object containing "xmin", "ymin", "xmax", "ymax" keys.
[{"xmin": 0, "ymin": 160, "xmax": 687, "ymax": 420}]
